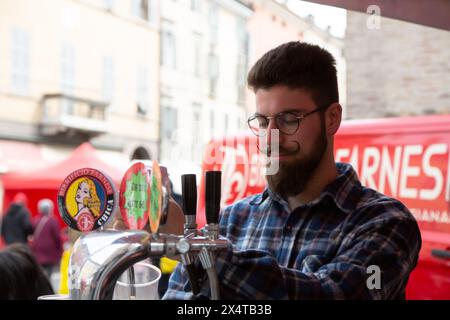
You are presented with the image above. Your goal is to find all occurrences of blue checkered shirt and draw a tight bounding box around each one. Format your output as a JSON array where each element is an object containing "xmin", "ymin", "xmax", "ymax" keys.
[{"xmin": 163, "ymin": 163, "xmax": 421, "ymax": 300}]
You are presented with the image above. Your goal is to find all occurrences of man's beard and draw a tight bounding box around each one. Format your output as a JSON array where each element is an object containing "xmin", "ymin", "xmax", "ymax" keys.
[{"xmin": 266, "ymin": 125, "xmax": 328, "ymax": 199}]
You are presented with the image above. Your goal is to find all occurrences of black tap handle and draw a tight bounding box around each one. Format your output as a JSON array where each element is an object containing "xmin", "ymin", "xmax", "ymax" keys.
[
  {"xmin": 181, "ymin": 174, "xmax": 197, "ymax": 216},
  {"xmin": 205, "ymin": 171, "xmax": 221, "ymax": 224}
]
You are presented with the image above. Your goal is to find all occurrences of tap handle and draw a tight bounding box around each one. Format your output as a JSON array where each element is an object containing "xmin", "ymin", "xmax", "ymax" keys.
[
  {"xmin": 181, "ymin": 174, "xmax": 197, "ymax": 216},
  {"xmin": 205, "ymin": 171, "xmax": 221, "ymax": 225}
]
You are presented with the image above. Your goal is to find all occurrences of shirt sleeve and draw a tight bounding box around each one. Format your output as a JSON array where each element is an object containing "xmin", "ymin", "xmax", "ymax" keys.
[
  {"xmin": 163, "ymin": 215, "xmax": 421, "ymax": 300},
  {"xmin": 216, "ymin": 216, "xmax": 421, "ymax": 300},
  {"xmin": 162, "ymin": 263, "xmax": 195, "ymax": 300}
]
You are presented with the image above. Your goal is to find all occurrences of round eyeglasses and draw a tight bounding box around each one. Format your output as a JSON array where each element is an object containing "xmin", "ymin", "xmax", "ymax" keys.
[{"xmin": 247, "ymin": 105, "xmax": 328, "ymax": 137}]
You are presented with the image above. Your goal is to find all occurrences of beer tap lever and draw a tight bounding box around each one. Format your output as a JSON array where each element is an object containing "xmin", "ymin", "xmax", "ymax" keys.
[
  {"xmin": 205, "ymin": 171, "xmax": 221, "ymax": 239},
  {"xmin": 181, "ymin": 174, "xmax": 200, "ymax": 295},
  {"xmin": 200, "ymin": 170, "xmax": 223, "ymax": 299},
  {"xmin": 182, "ymin": 174, "xmax": 198, "ymax": 236}
]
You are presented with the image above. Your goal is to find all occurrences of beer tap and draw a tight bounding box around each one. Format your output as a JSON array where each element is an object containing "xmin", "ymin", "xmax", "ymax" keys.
[
  {"xmin": 180, "ymin": 174, "xmax": 200, "ymax": 294},
  {"xmin": 181, "ymin": 174, "xmax": 198, "ymax": 237},
  {"xmin": 199, "ymin": 170, "xmax": 222, "ymax": 300}
]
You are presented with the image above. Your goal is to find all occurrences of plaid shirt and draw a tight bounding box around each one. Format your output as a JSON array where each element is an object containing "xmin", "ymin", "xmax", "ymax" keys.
[{"xmin": 163, "ymin": 163, "xmax": 421, "ymax": 300}]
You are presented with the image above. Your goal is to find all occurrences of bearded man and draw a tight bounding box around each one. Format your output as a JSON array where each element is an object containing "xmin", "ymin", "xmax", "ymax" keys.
[{"xmin": 164, "ymin": 42, "xmax": 421, "ymax": 300}]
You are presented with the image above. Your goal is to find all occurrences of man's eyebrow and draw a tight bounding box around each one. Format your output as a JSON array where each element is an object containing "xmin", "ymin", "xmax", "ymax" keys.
[
  {"xmin": 254, "ymin": 108, "xmax": 306, "ymax": 117},
  {"xmin": 280, "ymin": 108, "xmax": 305, "ymax": 114}
]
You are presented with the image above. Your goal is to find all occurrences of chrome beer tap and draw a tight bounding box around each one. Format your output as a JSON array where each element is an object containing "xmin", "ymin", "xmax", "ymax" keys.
[
  {"xmin": 198, "ymin": 171, "xmax": 222, "ymax": 300},
  {"xmin": 180, "ymin": 174, "xmax": 200, "ymax": 295}
]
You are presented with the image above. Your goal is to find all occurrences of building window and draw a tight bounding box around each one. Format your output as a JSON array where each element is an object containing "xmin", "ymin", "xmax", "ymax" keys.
[
  {"xmin": 236, "ymin": 52, "xmax": 247, "ymax": 104},
  {"xmin": 61, "ymin": 42, "xmax": 76, "ymax": 113},
  {"xmin": 193, "ymin": 33, "xmax": 202, "ymax": 78},
  {"xmin": 132, "ymin": 0, "xmax": 148, "ymax": 20},
  {"xmin": 236, "ymin": 18, "xmax": 248, "ymax": 105},
  {"xmin": 61, "ymin": 43, "xmax": 75, "ymax": 92},
  {"xmin": 136, "ymin": 67, "xmax": 149, "ymax": 115},
  {"xmin": 191, "ymin": 104, "xmax": 201, "ymax": 160},
  {"xmin": 224, "ymin": 113, "xmax": 229, "ymax": 133},
  {"xmin": 11, "ymin": 27, "xmax": 30, "ymax": 95},
  {"xmin": 209, "ymin": 110, "xmax": 215, "ymax": 138},
  {"xmin": 161, "ymin": 20, "xmax": 176, "ymax": 68},
  {"xmin": 102, "ymin": 56, "xmax": 114, "ymax": 103},
  {"xmin": 160, "ymin": 96, "xmax": 177, "ymax": 161},
  {"xmin": 161, "ymin": 103, "xmax": 177, "ymax": 141},
  {"xmin": 208, "ymin": 51, "xmax": 219, "ymax": 99},
  {"xmin": 148, "ymin": 0, "xmax": 158, "ymax": 23},
  {"xmin": 103, "ymin": 0, "xmax": 114, "ymax": 11},
  {"xmin": 208, "ymin": 4, "xmax": 219, "ymax": 43},
  {"xmin": 191, "ymin": 0, "xmax": 201, "ymax": 12}
]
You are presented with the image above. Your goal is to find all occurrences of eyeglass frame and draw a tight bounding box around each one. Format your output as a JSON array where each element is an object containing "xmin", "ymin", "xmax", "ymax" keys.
[{"xmin": 247, "ymin": 104, "xmax": 330, "ymax": 137}]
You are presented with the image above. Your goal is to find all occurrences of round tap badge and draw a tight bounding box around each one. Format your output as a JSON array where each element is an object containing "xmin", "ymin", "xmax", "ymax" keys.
[
  {"xmin": 58, "ymin": 168, "xmax": 117, "ymax": 232},
  {"xmin": 149, "ymin": 160, "xmax": 162, "ymax": 234},
  {"xmin": 119, "ymin": 162, "xmax": 151, "ymax": 230}
]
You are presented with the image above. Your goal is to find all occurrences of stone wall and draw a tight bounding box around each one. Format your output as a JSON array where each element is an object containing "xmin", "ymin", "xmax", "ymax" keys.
[{"xmin": 345, "ymin": 11, "xmax": 450, "ymax": 119}]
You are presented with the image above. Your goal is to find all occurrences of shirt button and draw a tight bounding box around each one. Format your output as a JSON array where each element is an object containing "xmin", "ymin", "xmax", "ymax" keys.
[{"xmin": 286, "ymin": 225, "xmax": 292, "ymax": 232}]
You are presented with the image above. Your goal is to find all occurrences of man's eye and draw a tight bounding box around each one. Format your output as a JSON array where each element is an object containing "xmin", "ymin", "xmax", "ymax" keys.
[{"xmin": 279, "ymin": 114, "xmax": 297, "ymax": 124}]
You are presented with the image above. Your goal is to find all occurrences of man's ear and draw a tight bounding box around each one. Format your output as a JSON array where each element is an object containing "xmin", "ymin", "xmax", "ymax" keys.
[{"xmin": 325, "ymin": 102, "xmax": 342, "ymax": 136}]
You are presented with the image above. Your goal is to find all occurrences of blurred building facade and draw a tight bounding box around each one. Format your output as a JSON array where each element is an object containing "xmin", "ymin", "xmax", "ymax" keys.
[
  {"xmin": 244, "ymin": 0, "xmax": 346, "ymax": 116},
  {"xmin": 159, "ymin": 0, "xmax": 346, "ymax": 193},
  {"xmin": 345, "ymin": 11, "xmax": 450, "ymax": 119},
  {"xmin": 158, "ymin": 0, "xmax": 253, "ymax": 192},
  {"xmin": 1, "ymin": 0, "xmax": 348, "ymax": 196},
  {"xmin": 0, "ymin": 0, "xmax": 160, "ymax": 172}
]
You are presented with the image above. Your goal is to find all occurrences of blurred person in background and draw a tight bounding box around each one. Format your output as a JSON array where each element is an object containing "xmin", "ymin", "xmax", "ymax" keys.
[
  {"xmin": 0, "ymin": 192, "xmax": 33, "ymax": 245},
  {"xmin": 30, "ymin": 199, "xmax": 62, "ymax": 282},
  {"xmin": 0, "ymin": 243, "xmax": 53, "ymax": 299}
]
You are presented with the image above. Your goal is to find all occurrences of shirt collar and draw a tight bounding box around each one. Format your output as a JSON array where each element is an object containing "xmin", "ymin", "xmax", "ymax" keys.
[{"xmin": 319, "ymin": 162, "xmax": 361, "ymax": 214}]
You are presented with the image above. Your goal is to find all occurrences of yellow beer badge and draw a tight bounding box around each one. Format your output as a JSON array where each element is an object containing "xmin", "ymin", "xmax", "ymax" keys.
[{"xmin": 58, "ymin": 168, "xmax": 117, "ymax": 232}]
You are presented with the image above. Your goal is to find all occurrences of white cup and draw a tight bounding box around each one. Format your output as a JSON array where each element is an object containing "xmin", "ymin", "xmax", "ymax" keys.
[{"xmin": 113, "ymin": 262, "xmax": 161, "ymax": 300}]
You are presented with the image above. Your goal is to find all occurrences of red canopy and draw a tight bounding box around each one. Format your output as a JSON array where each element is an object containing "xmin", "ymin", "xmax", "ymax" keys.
[
  {"xmin": 2, "ymin": 142, "xmax": 124, "ymax": 189},
  {"xmin": 0, "ymin": 140, "xmax": 49, "ymax": 174},
  {"xmin": 1, "ymin": 143, "xmax": 127, "ymax": 225}
]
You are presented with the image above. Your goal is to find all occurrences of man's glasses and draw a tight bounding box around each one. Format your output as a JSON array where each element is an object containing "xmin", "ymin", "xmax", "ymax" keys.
[{"xmin": 247, "ymin": 105, "xmax": 329, "ymax": 137}]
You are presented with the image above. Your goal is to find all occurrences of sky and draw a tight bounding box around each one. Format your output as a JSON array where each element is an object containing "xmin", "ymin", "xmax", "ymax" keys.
[{"xmin": 282, "ymin": 0, "xmax": 347, "ymax": 38}]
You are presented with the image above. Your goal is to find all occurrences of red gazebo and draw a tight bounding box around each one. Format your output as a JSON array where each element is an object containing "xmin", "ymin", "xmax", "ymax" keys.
[{"xmin": 1, "ymin": 142, "xmax": 127, "ymax": 227}]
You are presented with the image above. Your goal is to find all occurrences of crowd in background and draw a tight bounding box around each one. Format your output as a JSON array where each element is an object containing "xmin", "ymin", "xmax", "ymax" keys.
[{"xmin": 0, "ymin": 193, "xmax": 66, "ymax": 299}]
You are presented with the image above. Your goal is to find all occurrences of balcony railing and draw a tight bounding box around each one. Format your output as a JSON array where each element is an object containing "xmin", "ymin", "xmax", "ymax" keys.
[{"xmin": 39, "ymin": 93, "xmax": 108, "ymax": 137}]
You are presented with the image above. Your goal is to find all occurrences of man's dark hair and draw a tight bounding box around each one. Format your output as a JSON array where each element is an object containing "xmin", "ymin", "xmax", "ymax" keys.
[{"xmin": 247, "ymin": 41, "xmax": 339, "ymax": 108}]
